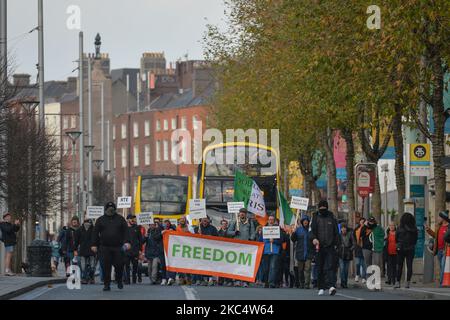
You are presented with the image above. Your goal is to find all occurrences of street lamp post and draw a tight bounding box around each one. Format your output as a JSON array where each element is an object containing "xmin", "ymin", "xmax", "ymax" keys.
[
  {"xmin": 84, "ymin": 145, "xmax": 95, "ymax": 220},
  {"xmin": 381, "ymin": 163, "xmax": 389, "ymax": 228},
  {"xmin": 66, "ymin": 131, "xmax": 82, "ymax": 217}
]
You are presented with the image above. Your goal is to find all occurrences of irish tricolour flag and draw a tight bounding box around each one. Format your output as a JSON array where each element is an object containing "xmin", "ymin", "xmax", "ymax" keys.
[
  {"xmin": 278, "ymin": 189, "xmax": 295, "ymax": 228},
  {"xmin": 233, "ymin": 170, "xmax": 267, "ymax": 225}
]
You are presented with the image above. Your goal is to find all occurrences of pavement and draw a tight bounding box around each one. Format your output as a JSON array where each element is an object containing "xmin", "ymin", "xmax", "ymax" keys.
[
  {"xmin": 10, "ymin": 279, "xmax": 450, "ymax": 300},
  {"xmin": 0, "ymin": 274, "xmax": 66, "ymax": 300}
]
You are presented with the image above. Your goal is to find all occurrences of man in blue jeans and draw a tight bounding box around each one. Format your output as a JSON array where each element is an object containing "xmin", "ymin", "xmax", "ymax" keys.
[
  {"xmin": 260, "ymin": 215, "xmax": 282, "ymax": 288},
  {"xmin": 0, "ymin": 213, "xmax": 21, "ymax": 276},
  {"xmin": 354, "ymin": 218, "xmax": 367, "ymax": 284}
]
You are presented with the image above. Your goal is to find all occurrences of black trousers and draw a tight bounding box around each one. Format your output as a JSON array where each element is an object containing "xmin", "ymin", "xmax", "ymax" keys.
[
  {"xmin": 100, "ymin": 246, "xmax": 124, "ymax": 287},
  {"xmin": 386, "ymin": 254, "xmax": 397, "ymax": 283},
  {"xmin": 124, "ymin": 255, "xmax": 139, "ymax": 283},
  {"xmin": 397, "ymin": 249, "xmax": 414, "ymax": 282},
  {"xmin": 317, "ymin": 246, "xmax": 337, "ymax": 290}
]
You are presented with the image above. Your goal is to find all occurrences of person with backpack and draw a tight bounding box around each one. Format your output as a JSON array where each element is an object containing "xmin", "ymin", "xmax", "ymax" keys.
[
  {"xmin": 291, "ymin": 215, "xmax": 314, "ymax": 289},
  {"xmin": 395, "ymin": 212, "xmax": 418, "ymax": 289},
  {"xmin": 338, "ymin": 223, "xmax": 354, "ymax": 289},
  {"xmin": 0, "ymin": 212, "xmax": 21, "ymax": 276},
  {"xmin": 310, "ymin": 200, "xmax": 340, "ymax": 296}
]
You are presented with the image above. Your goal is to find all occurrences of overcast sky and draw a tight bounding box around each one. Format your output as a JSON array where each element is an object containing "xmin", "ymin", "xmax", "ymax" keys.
[{"xmin": 7, "ymin": 0, "xmax": 226, "ymax": 81}]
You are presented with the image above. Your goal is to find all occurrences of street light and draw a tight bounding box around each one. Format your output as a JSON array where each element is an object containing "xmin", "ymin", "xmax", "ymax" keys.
[
  {"xmin": 66, "ymin": 131, "xmax": 82, "ymax": 217},
  {"xmin": 381, "ymin": 163, "xmax": 389, "ymax": 228},
  {"xmin": 93, "ymin": 159, "xmax": 104, "ymax": 170},
  {"xmin": 84, "ymin": 145, "xmax": 95, "ymax": 219}
]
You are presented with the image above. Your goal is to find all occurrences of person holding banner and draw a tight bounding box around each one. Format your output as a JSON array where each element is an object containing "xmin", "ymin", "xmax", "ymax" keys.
[
  {"xmin": 91, "ymin": 202, "xmax": 131, "ymax": 291},
  {"xmin": 124, "ymin": 214, "xmax": 144, "ymax": 285},
  {"xmin": 310, "ymin": 200, "xmax": 340, "ymax": 296},
  {"xmin": 194, "ymin": 217, "xmax": 219, "ymax": 286},
  {"xmin": 226, "ymin": 208, "xmax": 256, "ymax": 288},
  {"xmin": 259, "ymin": 215, "xmax": 283, "ymax": 288}
]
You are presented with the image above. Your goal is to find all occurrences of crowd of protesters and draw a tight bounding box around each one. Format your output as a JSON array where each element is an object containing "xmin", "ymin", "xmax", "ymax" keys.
[{"xmin": 2, "ymin": 199, "xmax": 450, "ymax": 295}]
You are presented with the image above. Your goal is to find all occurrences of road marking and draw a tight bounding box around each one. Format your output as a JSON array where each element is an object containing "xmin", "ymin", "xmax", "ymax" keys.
[
  {"xmin": 13, "ymin": 284, "xmax": 62, "ymax": 300},
  {"xmin": 335, "ymin": 293, "xmax": 364, "ymax": 300},
  {"xmin": 402, "ymin": 288, "xmax": 450, "ymax": 298},
  {"xmin": 181, "ymin": 285, "xmax": 199, "ymax": 300}
]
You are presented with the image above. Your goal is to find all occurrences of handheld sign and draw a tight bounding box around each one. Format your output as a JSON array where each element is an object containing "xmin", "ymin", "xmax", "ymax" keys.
[
  {"xmin": 189, "ymin": 199, "xmax": 207, "ymax": 219},
  {"xmin": 86, "ymin": 206, "xmax": 104, "ymax": 219},
  {"xmin": 262, "ymin": 226, "xmax": 280, "ymax": 239},
  {"xmin": 136, "ymin": 212, "xmax": 153, "ymax": 225},
  {"xmin": 117, "ymin": 196, "xmax": 132, "ymax": 209},
  {"xmin": 290, "ymin": 196, "xmax": 309, "ymax": 211},
  {"xmin": 227, "ymin": 202, "xmax": 245, "ymax": 214}
]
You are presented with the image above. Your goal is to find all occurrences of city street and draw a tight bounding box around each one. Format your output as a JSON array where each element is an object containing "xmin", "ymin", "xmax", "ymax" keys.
[{"xmin": 13, "ymin": 282, "xmax": 450, "ymax": 300}]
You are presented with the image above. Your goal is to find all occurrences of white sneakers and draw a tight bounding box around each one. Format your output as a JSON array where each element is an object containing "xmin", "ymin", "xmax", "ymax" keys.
[
  {"xmin": 4, "ymin": 269, "xmax": 15, "ymax": 276},
  {"xmin": 355, "ymin": 275, "xmax": 360, "ymax": 282},
  {"xmin": 167, "ymin": 278, "xmax": 175, "ymax": 286},
  {"xmin": 160, "ymin": 279, "xmax": 167, "ymax": 286},
  {"xmin": 318, "ymin": 287, "xmax": 337, "ymax": 296},
  {"xmin": 362, "ymin": 279, "xmax": 367, "ymax": 284}
]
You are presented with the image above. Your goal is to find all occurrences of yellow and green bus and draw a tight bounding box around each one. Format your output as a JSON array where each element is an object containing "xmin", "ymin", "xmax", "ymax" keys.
[
  {"xmin": 134, "ymin": 175, "xmax": 192, "ymax": 222},
  {"xmin": 197, "ymin": 142, "xmax": 280, "ymax": 224}
]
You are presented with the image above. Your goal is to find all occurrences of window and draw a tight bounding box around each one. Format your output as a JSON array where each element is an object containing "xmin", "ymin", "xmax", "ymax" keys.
[
  {"xmin": 122, "ymin": 180, "xmax": 127, "ymax": 197},
  {"xmin": 63, "ymin": 138, "xmax": 69, "ymax": 156},
  {"xmin": 133, "ymin": 145, "xmax": 139, "ymax": 167},
  {"xmin": 133, "ymin": 122, "xmax": 139, "ymax": 138},
  {"xmin": 156, "ymin": 120, "xmax": 161, "ymax": 132},
  {"xmin": 171, "ymin": 118, "xmax": 177, "ymax": 130},
  {"xmin": 121, "ymin": 123, "xmax": 127, "ymax": 139},
  {"xmin": 193, "ymin": 115, "xmax": 199, "ymax": 130},
  {"xmin": 181, "ymin": 116, "xmax": 187, "ymax": 129},
  {"xmin": 163, "ymin": 119, "xmax": 168, "ymax": 131},
  {"xmin": 71, "ymin": 115, "xmax": 77, "ymax": 129},
  {"xmin": 121, "ymin": 147, "xmax": 127, "ymax": 168},
  {"xmin": 113, "ymin": 149, "xmax": 116, "ymax": 169},
  {"xmin": 156, "ymin": 141, "xmax": 161, "ymax": 161},
  {"xmin": 145, "ymin": 144, "xmax": 151, "ymax": 166},
  {"xmin": 144, "ymin": 120, "xmax": 150, "ymax": 137},
  {"xmin": 112, "ymin": 125, "xmax": 116, "ymax": 140},
  {"xmin": 163, "ymin": 140, "xmax": 169, "ymax": 161},
  {"xmin": 63, "ymin": 116, "xmax": 69, "ymax": 129}
]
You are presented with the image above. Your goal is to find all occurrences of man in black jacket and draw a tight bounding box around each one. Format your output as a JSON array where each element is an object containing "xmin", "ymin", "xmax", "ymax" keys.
[
  {"xmin": 310, "ymin": 200, "xmax": 340, "ymax": 296},
  {"xmin": 62, "ymin": 216, "xmax": 80, "ymax": 276},
  {"xmin": 124, "ymin": 214, "xmax": 143, "ymax": 285},
  {"xmin": 91, "ymin": 202, "xmax": 131, "ymax": 291},
  {"xmin": 0, "ymin": 213, "xmax": 20, "ymax": 276},
  {"xmin": 74, "ymin": 219, "xmax": 95, "ymax": 284}
]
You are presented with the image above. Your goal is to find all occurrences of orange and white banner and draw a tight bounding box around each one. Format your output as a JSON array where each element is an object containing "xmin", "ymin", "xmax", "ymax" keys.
[{"xmin": 163, "ymin": 231, "xmax": 264, "ymax": 282}]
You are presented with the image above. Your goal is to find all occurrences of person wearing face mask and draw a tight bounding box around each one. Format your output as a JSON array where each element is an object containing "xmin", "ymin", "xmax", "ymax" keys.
[
  {"xmin": 310, "ymin": 200, "xmax": 340, "ymax": 296},
  {"xmin": 226, "ymin": 208, "xmax": 256, "ymax": 287},
  {"xmin": 124, "ymin": 214, "xmax": 144, "ymax": 285},
  {"xmin": 91, "ymin": 202, "xmax": 131, "ymax": 291},
  {"xmin": 74, "ymin": 219, "xmax": 95, "ymax": 284}
]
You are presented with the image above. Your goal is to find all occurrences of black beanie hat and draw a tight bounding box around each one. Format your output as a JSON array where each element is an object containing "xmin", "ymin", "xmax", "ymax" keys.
[
  {"xmin": 318, "ymin": 200, "xmax": 328, "ymax": 209},
  {"xmin": 104, "ymin": 202, "xmax": 116, "ymax": 211}
]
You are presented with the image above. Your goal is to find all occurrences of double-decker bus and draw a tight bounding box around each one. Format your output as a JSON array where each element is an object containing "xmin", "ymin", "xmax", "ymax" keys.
[
  {"xmin": 134, "ymin": 175, "xmax": 192, "ymax": 222},
  {"xmin": 197, "ymin": 142, "xmax": 280, "ymax": 225}
]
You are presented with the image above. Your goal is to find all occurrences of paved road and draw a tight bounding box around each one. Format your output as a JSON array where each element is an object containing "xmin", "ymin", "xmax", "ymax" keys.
[{"xmin": 15, "ymin": 281, "xmax": 445, "ymax": 300}]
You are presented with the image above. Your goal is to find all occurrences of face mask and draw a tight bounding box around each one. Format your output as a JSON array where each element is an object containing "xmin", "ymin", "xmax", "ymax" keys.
[
  {"xmin": 319, "ymin": 208, "xmax": 327, "ymax": 214},
  {"xmin": 105, "ymin": 208, "xmax": 115, "ymax": 216}
]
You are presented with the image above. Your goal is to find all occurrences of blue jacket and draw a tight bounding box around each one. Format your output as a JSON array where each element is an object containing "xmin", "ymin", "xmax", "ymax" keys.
[
  {"xmin": 291, "ymin": 226, "xmax": 314, "ymax": 261},
  {"xmin": 259, "ymin": 233, "xmax": 282, "ymax": 255}
]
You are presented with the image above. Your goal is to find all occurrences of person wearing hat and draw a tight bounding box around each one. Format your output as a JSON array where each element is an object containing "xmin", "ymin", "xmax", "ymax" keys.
[
  {"xmin": 0, "ymin": 213, "xmax": 20, "ymax": 276},
  {"xmin": 291, "ymin": 215, "xmax": 314, "ymax": 289},
  {"xmin": 74, "ymin": 219, "xmax": 95, "ymax": 284},
  {"xmin": 226, "ymin": 208, "xmax": 256, "ymax": 287},
  {"xmin": 425, "ymin": 210, "xmax": 449, "ymax": 286},
  {"xmin": 91, "ymin": 202, "xmax": 131, "ymax": 291},
  {"xmin": 124, "ymin": 214, "xmax": 144, "ymax": 285},
  {"xmin": 310, "ymin": 200, "xmax": 340, "ymax": 296}
]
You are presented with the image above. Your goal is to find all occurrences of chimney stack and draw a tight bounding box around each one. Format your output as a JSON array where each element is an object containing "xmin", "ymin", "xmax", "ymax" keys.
[
  {"xmin": 12, "ymin": 73, "xmax": 31, "ymax": 87},
  {"xmin": 66, "ymin": 76, "xmax": 77, "ymax": 93}
]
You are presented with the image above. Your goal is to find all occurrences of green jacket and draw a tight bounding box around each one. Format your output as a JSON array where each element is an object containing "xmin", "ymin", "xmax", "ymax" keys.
[{"xmin": 370, "ymin": 225, "xmax": 385, "ymax": 253}]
